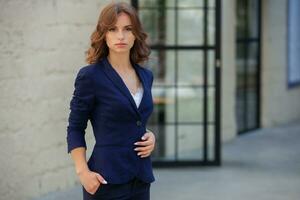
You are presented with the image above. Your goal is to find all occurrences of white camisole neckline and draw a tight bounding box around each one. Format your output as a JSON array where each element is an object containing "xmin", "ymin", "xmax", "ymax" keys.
[{"xmin": 130, "ymin": 86, "xmax": 144, "ymax": 108}]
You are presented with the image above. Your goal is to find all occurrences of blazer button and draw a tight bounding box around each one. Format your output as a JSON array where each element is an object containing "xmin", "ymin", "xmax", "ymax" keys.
[{"xmin": 136, "ymin": 120, "xmax": 142, "ymax": 126}]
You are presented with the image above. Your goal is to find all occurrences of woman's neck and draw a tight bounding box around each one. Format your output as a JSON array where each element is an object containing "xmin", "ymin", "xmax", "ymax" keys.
[{"xmin": 107, "ymin": 52, "xmax": 132, "ymax": 71}]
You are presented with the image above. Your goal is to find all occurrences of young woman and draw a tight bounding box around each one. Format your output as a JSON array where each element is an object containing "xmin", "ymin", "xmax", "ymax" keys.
[{"xmin": 66, "ymin": 2, "xmax": 156, "ymax": 200}]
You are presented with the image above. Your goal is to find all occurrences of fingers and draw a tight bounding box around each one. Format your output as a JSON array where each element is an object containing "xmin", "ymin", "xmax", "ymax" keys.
[
  {"xmin": 95, "ymin": 173, "xmax": 108, "ymax": 184},
  {"xmin": 85, "ymin": 172, "xmax": 107, "ymax": 195},
  {"xmin": 135, "ymin": 140, "xmax": 152, "ymax": 146},
  {"xmin": 135, "ymin": 134, "xmax": 154, "ymax": 145},
  {"xmin": 84, "ymin": 174, "xmax": 101, "ymax": 195},
  {"xmin": 134, "ymin": 143, "xmax": 154, "ymax": 158},
  {"xmin": 134, "ymin": 145, "xmax": 153, "ymax": 152},
  {"xmin": 134, "ymin": 132, "xmax": 156, "ymax": 158},
  {"xmin": 89, "ymin": 182, "xmax": 100, "ymax": 195},
  {"xmin": 138, "ymin": 150, "xmax": 152, "ymax": 158},
  {"xmin": 141, "ymin": 132, "xmax": 150, "ymax": 140}
]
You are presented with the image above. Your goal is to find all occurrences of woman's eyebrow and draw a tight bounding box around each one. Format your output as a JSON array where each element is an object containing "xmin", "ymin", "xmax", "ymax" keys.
[
  {"xmin": 114, "ymin": 25, "xmax": 132, "ymax": 28},
  {"xmin": 109, "ymin": 25, "xmax": 133, "ymax": 30}
]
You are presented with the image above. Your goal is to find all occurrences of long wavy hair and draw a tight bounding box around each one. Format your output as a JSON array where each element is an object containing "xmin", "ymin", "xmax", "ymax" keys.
[{"xmin": 85, "ymin": 2, "xmax": 151, "ymax": 65}]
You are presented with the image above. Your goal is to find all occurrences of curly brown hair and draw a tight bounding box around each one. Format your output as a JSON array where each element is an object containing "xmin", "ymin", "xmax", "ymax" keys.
[{"xmin": 85, "ymin": 2, "xmax": 151, "ymax": 65}]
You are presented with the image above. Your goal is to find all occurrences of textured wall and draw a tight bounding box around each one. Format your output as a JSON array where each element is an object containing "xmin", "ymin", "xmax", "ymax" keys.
[
  {"xmin": 0, "ymin": 0, "xmax": 127, "ymax": 200},
  {"xmin": 261, "ymin": 0, "xmax": 300, "ymax": 127}
]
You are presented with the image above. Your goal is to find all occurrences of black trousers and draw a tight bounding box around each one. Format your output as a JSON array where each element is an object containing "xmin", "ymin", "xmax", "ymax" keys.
[{"xmin": 82, "ymin": 177, "xmax": 151, "ymax": 200}]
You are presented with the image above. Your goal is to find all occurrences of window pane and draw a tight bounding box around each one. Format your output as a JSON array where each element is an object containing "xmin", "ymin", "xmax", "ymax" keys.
[
  {"xmin": 146, "ymin": 50, "xmax": 175, "ymax": 85},
  {"xmin": 208, "ymin": 9, "xmax": 215, "ymax": 46},
  {"xmin": 149, "ymin": 125, "xmax": 176, "ymax": 161},
  {"xmin": 139, "ymin": 9, "xmax": 158, "ymax": 44},
  {"xmin": 248, "ymin": 43, "xmax": 258, "ymax": 74},
  {"xmin": 165, "ymin": 10, "xmax": 176, "ymax": 45},
  {"xmin": 151, "ymin": 87, "xmax": 176, "ymax": 123},
  {"xmin": 178, "ymin": 9, "xmax": 204, "ymax": 45},
  {"xmin": 236, "ymin": 41, "xmax": 247, "ymax": 132},
  {"xmin": 178, "ymin": 50, "xmax": 203, "ymax": 86},
  {"xmin": 208, "ymin": 125, "xmax": 215, "ymax": 161},
  {"xmin": 166, "ymin": 0, "xmax": 175, "ymax": 7},
  {"xmin": 236, "ymin": 0, "xmax": 246, "ymax": 39},
  {"xmin": 247, "ymin": 0, "xmax": 259, "ymax": 38},
  {"xmin": 139, "ymin": 9, "xmax": 175, "ymax": 45},
  {"xmin": 208, "ymin": 87, "xmax": 215, "ymax": 123},
  {"xmin": 246, "ymin": 43, "xmax": 258, "ymax": 129},
  {"xmin": 178, "ymin": 87, "xmax": 203, "ymax": 123},
  {"xmin": 236, "ymin": 43, "xmax": 246, "ymax": 89},
  {"xmin": 208, "ymin": 0, "xmax": 215, "ymax": 8},
  {"xmin": 236, "ymin": 88, "xmax": 246, "ymax": 132},
  {"xmin": 208, "ymin": 50, "xmax": 215, "ymax": 86},
  {"xmin": 247, "ymin": 88, "xmax": 257, "ymax": 130},
  {"xmin": 177, "ymin": 0, "xmax": 204, "ymax": 7},
  {"xmin": 139, "ymin": 0, "xmax": 164, "ymax": 7},
  {"xmin": 178, "ymin": 125, "xmax": 203, "ymax": 160}
]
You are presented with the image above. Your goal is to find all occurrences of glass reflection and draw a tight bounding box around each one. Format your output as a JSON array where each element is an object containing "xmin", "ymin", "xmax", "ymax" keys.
[
  {"xmin": 178, "ymin": 88, "xmax": 203, "ymax": 123},
  {"xmin": 178, "ymin": 9, "xmax": 204, "ymax": 45},
  {"xmin": 151, "ymin": 87, "xmax": 176, "ymax": 123},
  {"xmin": 178, "ymin": 125, "xmax": 203, "ymax": 160},
  {"xmin": 146, "ymin": 50, "xmax": 175, "ymax": 85},
  {"xmin": 178, "ymin": 50, "xmax": 203, "ymax": 86}
]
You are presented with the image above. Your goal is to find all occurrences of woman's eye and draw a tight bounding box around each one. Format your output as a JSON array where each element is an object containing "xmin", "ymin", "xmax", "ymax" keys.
[
  {"xmin": 126, "ymin": 27, "xmax": 132, "ymax": 31},
  {"xmin": 108, "ymin": 28, "xmax": 116, "ymax": 31}
]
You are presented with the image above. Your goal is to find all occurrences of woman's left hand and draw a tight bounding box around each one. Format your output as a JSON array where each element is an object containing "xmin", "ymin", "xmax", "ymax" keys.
[{"xmin": 134, "ymin": 131, "xmax": 156, "ymax": 158}]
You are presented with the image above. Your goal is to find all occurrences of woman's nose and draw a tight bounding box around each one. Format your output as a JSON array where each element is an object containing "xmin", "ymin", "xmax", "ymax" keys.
[{"xmin": 117, "ymin": 31, "xmax": 125, "ymax": 39}]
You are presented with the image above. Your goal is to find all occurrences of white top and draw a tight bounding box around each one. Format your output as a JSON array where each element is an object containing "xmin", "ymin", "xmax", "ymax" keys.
[{"xmin": 130, "ymin": 86, "xmax": 144, "ymax": 108}]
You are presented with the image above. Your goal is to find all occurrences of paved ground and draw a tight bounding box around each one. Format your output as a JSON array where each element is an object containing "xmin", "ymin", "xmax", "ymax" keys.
[{"xmin": 36, "ymin": 121, "xmax": 300, "ymax": 200}]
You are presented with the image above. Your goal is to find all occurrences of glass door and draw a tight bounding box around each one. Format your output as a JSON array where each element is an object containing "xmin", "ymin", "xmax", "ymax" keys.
[
  {"xmin": 236, "ymin": 0, "xmax": 261, "ymax": 134},
  {"xmin": 132, "ymin": 0, "xmax": 221, "ymax": 166}
]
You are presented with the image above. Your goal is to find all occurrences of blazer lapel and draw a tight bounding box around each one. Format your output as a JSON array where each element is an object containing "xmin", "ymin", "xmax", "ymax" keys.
[{"xmin": 100, "ymin": 57, "xmax": 146, "ymax": 118}]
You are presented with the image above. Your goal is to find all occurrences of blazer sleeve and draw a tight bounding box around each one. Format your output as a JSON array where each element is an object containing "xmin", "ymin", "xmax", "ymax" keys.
[
  {"xmin": 66, "ymin": 68, "xmax": 95, "ymax": 154},
  {"xmin": 146, "ymin": 70, "xmax": 155, "ymax": 135},
  {"xmin": 150, "ymin": 70, "xmax": 154, "ymax": 87}
]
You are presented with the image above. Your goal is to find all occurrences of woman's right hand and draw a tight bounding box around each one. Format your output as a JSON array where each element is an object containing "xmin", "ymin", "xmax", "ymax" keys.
[{"xmin": 78, "ymin": 169, "xmax": 108, "ymax": 195}]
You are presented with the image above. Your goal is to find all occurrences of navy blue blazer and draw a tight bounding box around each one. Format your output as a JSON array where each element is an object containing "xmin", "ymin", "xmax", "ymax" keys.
[{"xmin": 66, "ymin": 57, "xmax": 155, "ymax": 184}]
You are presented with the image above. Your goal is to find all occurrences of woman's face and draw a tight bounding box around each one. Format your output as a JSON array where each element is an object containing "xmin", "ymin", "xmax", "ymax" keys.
[{"xmin": 105, "ymin": 12, "xmax": 136, "ymax": 54}]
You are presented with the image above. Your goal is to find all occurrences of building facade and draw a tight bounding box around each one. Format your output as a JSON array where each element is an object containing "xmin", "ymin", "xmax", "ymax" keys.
[{"xmin": 0, "ymin": 0, "xmax": 300, "ymax": 199}]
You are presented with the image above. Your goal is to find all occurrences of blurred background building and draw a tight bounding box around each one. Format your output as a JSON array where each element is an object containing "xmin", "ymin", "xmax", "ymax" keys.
[{"xmin": 0, "ymin": 0, "xmax": 299, "ymax": 200}]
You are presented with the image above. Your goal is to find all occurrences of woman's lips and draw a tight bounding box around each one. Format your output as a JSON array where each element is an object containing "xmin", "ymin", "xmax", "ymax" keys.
[{"xmin": 115, "ymin": 43, "xmax": 127, "ymax": 47}]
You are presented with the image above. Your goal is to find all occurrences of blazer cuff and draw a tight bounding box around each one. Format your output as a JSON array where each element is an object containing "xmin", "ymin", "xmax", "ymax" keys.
[{"xmin": 66, "ymin": 130, "xmax": 87, "ymax": 153}]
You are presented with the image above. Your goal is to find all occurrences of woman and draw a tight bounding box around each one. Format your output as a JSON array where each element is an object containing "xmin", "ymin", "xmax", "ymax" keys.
[{"xmin": 66, "ymin": 2, "xmax": 156, "ymax": 200}]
